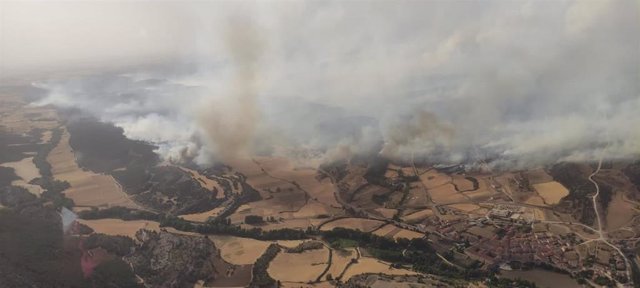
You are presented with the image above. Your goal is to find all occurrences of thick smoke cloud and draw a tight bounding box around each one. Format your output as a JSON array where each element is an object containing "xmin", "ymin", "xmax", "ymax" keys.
[
  {"xmin": 198, "ymin": 17, "xmax": 264, "ymax": 161},
  {"xmin": 5, "ymin": 0, "xmax": 639, "ymax": 168},
  {"xmin": 380, "ymin": 111, "xmax": 454, "ymax": 162}
]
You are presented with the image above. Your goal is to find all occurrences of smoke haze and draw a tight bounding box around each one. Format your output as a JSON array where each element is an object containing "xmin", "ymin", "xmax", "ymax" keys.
[
  {"xmin": 198, "ymin": 16, "xmax": 264, "ymax": 161},
  {"xmin": 2, "ymin": 0, "xmax": 639, "ymax": 168}
]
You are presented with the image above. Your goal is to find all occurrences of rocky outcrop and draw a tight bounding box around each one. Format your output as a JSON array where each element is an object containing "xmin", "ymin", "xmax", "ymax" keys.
[
  {"xmin": 115, "ymin": 165, "xmax": 222, "ymax": 215},
  {"xmin": 125, "ymin": 230, "xmax": 229, "ymax": 288}
]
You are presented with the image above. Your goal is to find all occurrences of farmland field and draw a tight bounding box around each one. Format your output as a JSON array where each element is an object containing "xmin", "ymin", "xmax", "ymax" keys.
[
  {"xmin": 452, "ymin": 175, "xmax": 475, "ymax": 191},
  {"xmin": 341, "ymin": 257, "xmax": 418, "ymax": 280},
  {"xmin": 0, "ymin": 157, "xmax": 43, "ymax": 195},
  {"xmin": 268, "ymin": 247, "xmax": 330, "ymax": 283},
  {"xmin": 373, "ymin": 208, "xmax": 397, "ymax": 219},
  {"xmin": 524, "ymin": 168, "xmax": 554, "ymax": 184},
  {"xmin": 0, "ymin": 94, "xmax": 59, "ymax": 133},
  {"xmin": 327, "ymin": 248, "xmax": 356, "ymax": 279},
  {"xmin": 180, "ymin": 206, "xmax": 226, "ymax": 222},
  {"xmin": 524, "ymin": 195, "xmax": 547, "ymax": 206},
  {"xmin": 373, "ymin": 224, "xmax": 397, "ymax": 237},
  {"xmin": 48, "ymin": 130, "xmax": 139, "ymax": 209},
  {"xmin": 401, "ymin": 209, "xmax": 433, "ymax": 223},
  {"xmin": 419, "ymin": 170, "xmax": 451, "ymax": 189},
  {"xmin": 606, "ymin": 192, "xmax": 637, "ymax": 230},
  {"xmin": 319, "ymin": 218, "xmax": 385, "ymax": 232},
  {"xmin": 429, "ymin": 183, "xmax": 466, "ymax": 204},
  {"xmin": 533, "ymin": 181, "xmax": 569, "ymax": 205},
  {"xmin": 404, "ymin": 185, "xmax": 429, "ymax": 207},
  {"xmin": 373, "ymin": 224, "xmax": 423, "ymax": 239},
  {"xmin": 447, "ymin": 203, "xmax": 481, "ymax": 212},
  {"xmin": 209, "ymin": 235, "xmax": 272, "ymax": 265},
  {"xmin": 78, "ymin": 218, "xmax": 160, "ymax": 238}
]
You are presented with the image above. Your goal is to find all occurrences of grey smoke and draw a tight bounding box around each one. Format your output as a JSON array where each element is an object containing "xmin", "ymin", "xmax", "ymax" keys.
[
  {"xmin": 198, "ymin": 16, "xmax": 264, "ymax": 161},
  {"xmin": 4, "ymin": 0, "xmax": 639, "ymax": 168},
  {"xmin": 380, "ymin": 110, "xmax": 454, "ymax": 162}
]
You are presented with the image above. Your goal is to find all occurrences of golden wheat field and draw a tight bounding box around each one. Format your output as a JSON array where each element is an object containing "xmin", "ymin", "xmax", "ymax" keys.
[
  {"xmin": 48, "ymin": 130, "xmax": 139, "ymax": 209},
  {"xmin": 78, "ymin": 218, "xmax": 160, "ymax": 238},
  {"xmin": 533, "ymin": 181, "xmax": 569, "ymax": 205},
  {"xmin": 210, "ymin": 235, "xmax": 272, "ymax": 265},
  {"xmin": 268, "ymin": 247, "xmax": 330, "ymax": 283}
]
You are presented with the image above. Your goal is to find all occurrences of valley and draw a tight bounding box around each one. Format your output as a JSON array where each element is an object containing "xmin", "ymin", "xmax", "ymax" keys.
[{"xmin": 1, "ymin": 86, "xmax": 640, "ymax": 288}]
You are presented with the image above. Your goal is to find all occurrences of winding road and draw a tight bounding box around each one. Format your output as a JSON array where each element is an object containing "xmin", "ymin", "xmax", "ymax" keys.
[
  {"xmin": 586, "ymin": 145, "xmax": 632, "ymax": 285},
  {"xmin": 589, "ymin": 153, "xmax": 605, "ymax": 240}
]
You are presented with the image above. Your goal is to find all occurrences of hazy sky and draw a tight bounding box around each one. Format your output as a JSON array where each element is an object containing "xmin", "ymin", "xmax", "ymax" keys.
[{"xmin": 2, "ymin": 0, "xmax": 639, "ymax": 168}]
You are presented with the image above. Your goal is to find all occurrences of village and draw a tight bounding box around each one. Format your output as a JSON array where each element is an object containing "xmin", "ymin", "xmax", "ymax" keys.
[{"xmin": 415, "ymin": 203, "xmax": 633, "ymax": 286}]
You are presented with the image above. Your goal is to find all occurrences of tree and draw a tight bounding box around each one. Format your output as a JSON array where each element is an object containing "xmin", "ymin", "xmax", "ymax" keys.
[
  {"xmin": 245, "ymin": 215, "xmax": 264, "ymax": 225},
  {"xmin": 91, "ymin": 259, "xmax": 141, "ymax": 288}
]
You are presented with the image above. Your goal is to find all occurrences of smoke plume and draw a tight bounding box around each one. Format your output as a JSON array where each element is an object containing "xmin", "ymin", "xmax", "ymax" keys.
[
  {"xmin": 3, "ymin": 1, "xmax": 638, "ymax": 169},
  {"xmin": 198, "ymin": 17, "xmax": 264, "ymax": 161}
]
